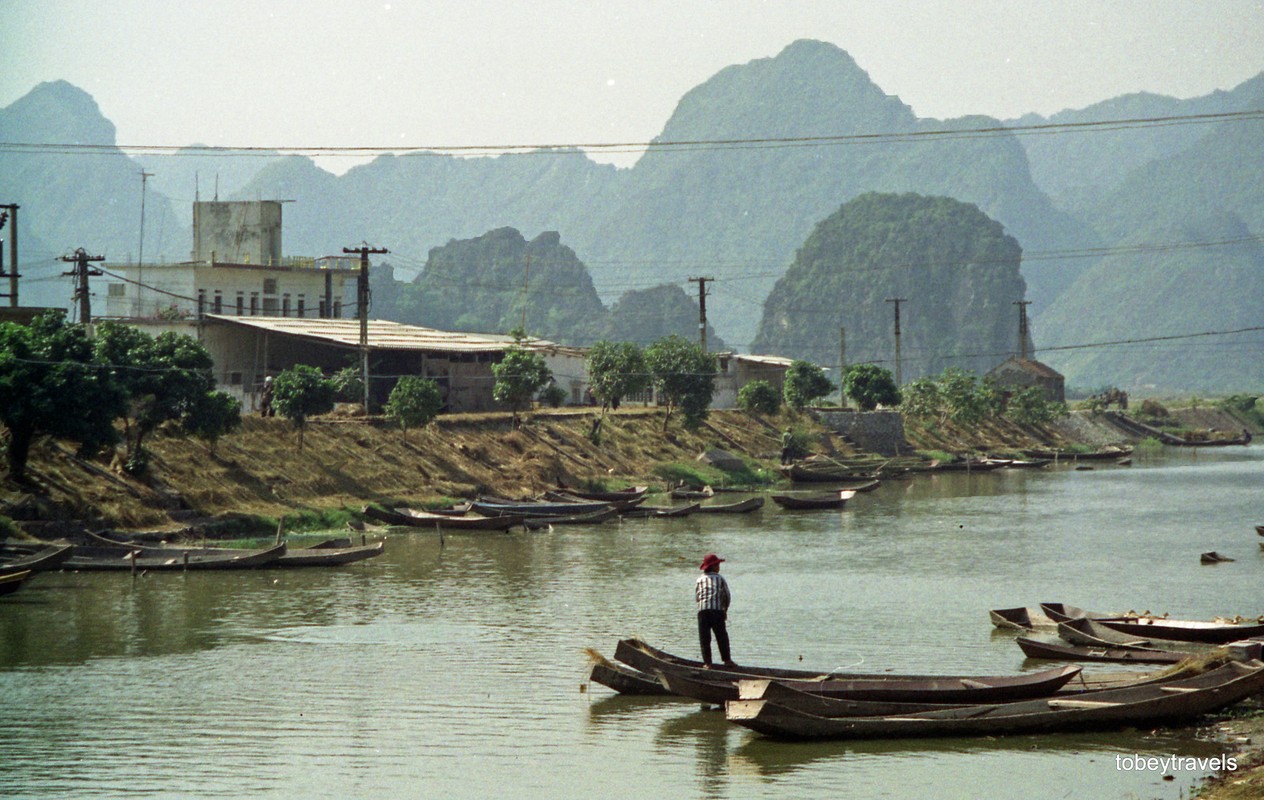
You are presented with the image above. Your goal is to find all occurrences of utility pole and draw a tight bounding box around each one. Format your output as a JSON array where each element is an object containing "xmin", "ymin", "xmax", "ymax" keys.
[
  {"xmin": 688, "ymin": 276, "xmax": 713, "ymax": 352},
  {"xmin": 61, "ymin": 248, "xmax": 105, "ymax": 324},
  {"xmin": 885, "ymin": 297, "xmax": 907, "ymax": 386},
  {"xmin": 138, "ymin": 170, "xmax": 153, "ymax": 316},
  {"xmin": 838, "ymin": 325, "xmax": 847, "ymax": 403},
  {"xmin": 1013, "ymin": 300, "xmax": 1032, "ymax": 359},
  {"xmin": 0, "ymin": 204, "xmax": 18, "ymax": 307},
  {"xmin": 343, "ymin": 243, "xmax": 389, "ymax": 413},
  {"xmin": 520, "ymin": 253, "xmax": 531, "ymax": 331}
]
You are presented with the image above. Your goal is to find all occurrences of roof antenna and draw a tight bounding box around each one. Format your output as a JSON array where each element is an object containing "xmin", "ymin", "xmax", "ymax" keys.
[{"xmin": 214, "ymin": 174, "xmax": 219, "ymax": 202}]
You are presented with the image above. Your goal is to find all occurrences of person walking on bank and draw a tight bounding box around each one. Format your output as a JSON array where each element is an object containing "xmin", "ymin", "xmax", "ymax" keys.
[
  {"xmin": 780, "ymin": 428, "xmax": 794, "ymax": 465},
  {"xmin": 696, "ymin": 553, "xmax": 736, "ymax": 669}
]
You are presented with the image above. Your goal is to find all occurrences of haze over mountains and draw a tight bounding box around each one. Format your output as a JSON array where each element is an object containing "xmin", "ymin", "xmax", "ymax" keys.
[{"xmin": 2, "ymin": 40, "xmax": 1261, "ymax": 392}]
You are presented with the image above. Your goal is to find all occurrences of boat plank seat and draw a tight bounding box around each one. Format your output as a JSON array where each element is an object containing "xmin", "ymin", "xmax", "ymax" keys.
[
  {"xmin": 959, "ymin": 679, "xmax": 990, "ymax": 689},
  {"xmin": 1160, "ymin": 686, "xmax": 1200, "ymax": 693}
]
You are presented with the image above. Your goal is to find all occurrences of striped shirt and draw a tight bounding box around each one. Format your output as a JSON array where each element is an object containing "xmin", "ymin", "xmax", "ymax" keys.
[{"xmin": 695, "ymin": 571, "xmax": 731, "ymax": 612}]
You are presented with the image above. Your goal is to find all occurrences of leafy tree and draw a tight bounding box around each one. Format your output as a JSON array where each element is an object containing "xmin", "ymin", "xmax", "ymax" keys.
[
  {"xmin": 330, "ymin": 365, "xmax": 365, "ymax": 404},
  {"xmin": 737, "ymin": 380, "xmax": 781, "ymax": 415},
  {"xmin": 182, "ymin": 391, "xmax": 243, "ymax": 451},
  {"xmin": 94, "ymin": 322, "xmax": 219, "ymax": 472},
  {"xmin": 585, "ymin": 340, "xmax": 650, "ymax": 414},
  {"xmin": 842, "ymin": 364, "xmax": 901, "ymax": 411},
  {"xmin": 1005, "ymin": 386, "xmax": 1066, "ymax": 427},
  {"xmin": 539, "ymin": 383, "xmax": 567, "ymax": 408},
  {"xmin": 644, "ymin": 335, "xmax": 717, "ymax": 430},
  {"xmin": 783, "ymin": 360, "xmax": 834, "ymax": 409},
  {"xmin": 898, "ymin": 377, "xmax": 942, "ymax": 419},
  {"xmin": 492, "ymin": 331, "xmax": 552, "ymax": 427},
  {"xmin": 385, "ymin": 376, "xmax": 443, "ymax": 439},
  {"xmin": 272, "ymin": 365, "xmax": 336, "ymax": 449},
  {"xmin": 937, "ymin": 368, "xmax": 1000, "ymax": 425},
  {"xmin": 0, "ymin": 313, "xmax": 126, "ymax": 480}
]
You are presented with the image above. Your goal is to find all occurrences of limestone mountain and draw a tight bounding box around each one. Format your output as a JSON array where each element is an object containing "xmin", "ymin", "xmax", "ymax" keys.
[
  {"xmin": 751, "ymin": 193, "xmax": 1028, "ymax": 381},
  {"xmin": 594, "ymin": 283, "xmax": 726, "ymax": 350}
]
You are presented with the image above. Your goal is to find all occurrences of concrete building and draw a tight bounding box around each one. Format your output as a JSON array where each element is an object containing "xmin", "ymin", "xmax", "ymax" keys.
[
  {"xmin": 987, "ymin": 356, "xmax": 1066, "ymax": 404},
  {"xmin": 711, "ymin": 353, "xmax": 796, "ymax": 409},
  {"xmin": 103, "ymin": 201, "xmax": 357, "ymax": 321}
]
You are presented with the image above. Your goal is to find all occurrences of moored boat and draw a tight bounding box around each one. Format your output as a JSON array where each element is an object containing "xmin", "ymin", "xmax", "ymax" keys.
[
  {"xmin": 363, "ymin": 505, "xmax": 524, "ymax": 531},
  {"xmin": 588, "ymin": 659, "xmax": 672, "ymax": 696},
  {"xmin": 86, "ymin": 531, "xmax": 385, "ymax": 567},
  {"xmin": 694, "ymin": 496, "xmax": 765, "ymax": 514},
  {"xmin": 1016, "ymin": 637, "xmax": 1191, "ymax": 665},
  {"xmin": 0, "ymin": 542, "xmax": 74, "ymax": 575},
  {"xmin": 1058, "ymin": 617, "xmax": 1153, "ymax": 648},
  {"xmin": 552, "ymin": 485, "xmax": 648, "ymax": 502},
  {"xmin": 63, "ymin": 541, "xmax": 287, "ymax": 571},
  {"xmin": 770, "ymin": 490, "xmax": 855, "ymax": 510},
  {"xmin": 620, "ymin": 503, "xmax": 700, "ymax": 519},
  {"xmin": 471, "ymin": 498, "xmax": 613, "ymax": 517},
  {"xmin": 0, "ymin": 569, "xmax": 32, "ymax": 596},
  {"xmin": 1041, "ymin": 602, "xmax": 1264, "ymax": 644},
  {"xmin": 725, "ymin": 660, "xmax": 1264, "ymax": 740}
]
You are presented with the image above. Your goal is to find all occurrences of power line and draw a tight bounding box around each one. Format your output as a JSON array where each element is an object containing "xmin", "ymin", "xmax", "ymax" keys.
[{"xmin": 2, "ymin": 109, "xmax": 1261, "ymax": 159}]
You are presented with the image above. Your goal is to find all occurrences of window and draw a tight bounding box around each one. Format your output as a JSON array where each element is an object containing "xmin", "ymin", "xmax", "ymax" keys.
[
  {"xmin": 228, "ymin": 372, "xmax": 243, "ymax": 386},
  {"xmin": 262, "ymin": 297, "xmax": 279, "ymax": 315},
  {"xmin": 250, "ymin": 292, "xmax": 259, "ymax": 316},
  {"xmin": 213, "ymin": 291, "xmax": 223, "ymax": 314},
  {"xmin": 333, "ymin": 300, "xmax": 342, "ymax": 318},
  {"xmin": 263, "ymin": 278, "xmax": 278, "ymax": 295},
  {"xmin": 236, "ymin": 293, "xmax": 244, "ymax": 316},
  {"xmin": 108, "ymin": 283, "xmax": 126, "ymax": 297},
  {"xmin": 282, "ymin": 294, "xmax": 291, "ymax": 317},
  {"xmin": 297, "ymin": 295, "xmax": 305, "ymax": 318},
  {"xmin": 197, "ymin": 289, "xmax": 207, "ymax": 316}
]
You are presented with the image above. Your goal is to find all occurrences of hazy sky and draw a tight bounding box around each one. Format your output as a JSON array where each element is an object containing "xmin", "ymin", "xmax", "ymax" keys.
[{"xmin": 3, "ymin": 0, "xmax": 1264, "ymax": 170}]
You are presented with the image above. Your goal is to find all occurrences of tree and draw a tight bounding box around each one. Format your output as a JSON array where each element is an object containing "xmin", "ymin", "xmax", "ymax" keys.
[
  {"xmin": 330, "ymin": 365, "xmax": 364, "ymax": 404},
  {"xmin": 783, "ymin": 360, "xmax": 834, "ymax": 409},
  {"xmin": 585, "ymin": 340, "xmax": 650, "ymax": 414},
  {"xmin": 492, "ymin": 331, "xmax": 552, "ymax": 427},
  {"xmin": 937, "ymin": 368, "xmax": 999, "ymax": 426},
  {"xmin": 898, "ymin": 377, "xmax": 942, "ymax": 420},
  {"xmin": 737, "ymin": 380, "xmax": 781, "ymax": 415},
  {"xmin": 385, "ymin": 376, "xmax": 443, "ymax": 439},
  {"xmin": 644, "ymin": 335, "xmax": 717, "ymax": 430},
  {"xmin": 271, "ymin": 365, "xmax": 336, "ymax": 449},
  {"xmin": 182, "ymin": 391, "xmax": 242, "ymax": 452},
  {"xmin": 1005, "ymin": 387, "xmax": 1066, "ymax": 427},
  {"xmin": 842, "ymin": 364, "xmax": 901, "ymax": 411},
  {"xmin": 0, "ymin": 313, "xmax": 126, "ymax": 480},
  {"xmin": 94, "ymin": 322, "xmax": 219, "ymax": 473}
]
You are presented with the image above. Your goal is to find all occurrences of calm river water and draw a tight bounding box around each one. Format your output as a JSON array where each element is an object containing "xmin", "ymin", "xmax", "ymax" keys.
[{"xmin": 1, "ymin": 446, "xmax": 1260, "ymax": 799}]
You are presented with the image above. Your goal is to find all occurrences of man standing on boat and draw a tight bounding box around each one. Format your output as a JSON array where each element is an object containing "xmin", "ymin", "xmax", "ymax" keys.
[
  {"xmin": 780, "ymin": 429, "xmax": 794, "ymax": 465},
  {"xmin": 696, "ymin": 553, "xmax": 736, "ymax": 669}
]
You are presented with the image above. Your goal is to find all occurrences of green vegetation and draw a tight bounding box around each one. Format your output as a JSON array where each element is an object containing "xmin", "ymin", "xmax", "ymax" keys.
[
  {"xmin": 737, "ymin": 380, "xmax": 781, "ymax": 415},
  {"xmin": 585, "ymin": 340, "xmax": 651, "ymax": 413},
  {"xmin": 272, "ymin": 365, "xmax": 336, "ymax": 449},
  {"xmin": 491, "ymin": 331, "xmax": 553, "ymax": 427},
  {"xmin": 650, "ymin": 458, "xmax": 773, "ymax": 489},
  {"xmin": 783, "ymin": 360, "xmax": 834, "ymax": 409},
  {"xmin": 843, "ymin": 364, "xmax": 901, "ymax": 411},
  {"xmin": 645, "ymin": 335, "xmax": 717, "ymax": 430},
  {"xmin": 902, "ymin": 367, "xmax": 1064, "ymax": 428},
  {"xmin": 385, "ymin": 376, "xmax": 443, "ymax": 438},
  {"xmin": 330, "ymin": 366, "xmax": 364, "ymax": 404},
  {"xmin": 1004, "ymin": 387, "xmax": 1067, "ymax": 426}
]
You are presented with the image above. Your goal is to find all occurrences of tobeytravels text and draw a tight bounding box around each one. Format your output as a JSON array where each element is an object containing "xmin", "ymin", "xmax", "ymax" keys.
[{"xmin": 1115, "ymin": 754, "xmax": 1237, "ymax": 772}]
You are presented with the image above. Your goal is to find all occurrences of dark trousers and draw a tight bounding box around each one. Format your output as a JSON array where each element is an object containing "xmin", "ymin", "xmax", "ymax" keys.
[{"xmin": 697, "ymin": 608, "xmax": 731, "ymax": 665}]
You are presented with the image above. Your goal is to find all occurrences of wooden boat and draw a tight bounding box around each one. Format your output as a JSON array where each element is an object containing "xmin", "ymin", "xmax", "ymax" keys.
[
  {"xmin": 937, "ymin": 458, "xmax": 1005, "ymax": 472},
  {"xmin": 363, "ymin": 505, "xmax": 524, "ymax": 531},
  {"xmin": 620, "ymin": 503, "xmax": 700, "ymax": 519},
  {"xmin": 422, "ymin": 503, "xmax": 474, "ymax": 516},
  {"xmin": 552, "ymin": 485, "xmax": 648, "ymax": 502},
  {"xmin": 989, "ymin": 606, "xmax": 1056, "ymax": 630},
  {"xmin": 0, "ymin": 542, "xmax": 74, "ymax": 575},
  {"xmin": 1017, "ymin": 637, "xmax": 1191, "ymax": 665},
  {"xmin": 615, "ymin": 639, "xmax": 1082, "ymax": 703},
  {"xmin": 540, "ymin": 491, "xmax": 644, "ymax": 512},
  {"xmin": 86, "ymin": 531, "xmax": 385, "ymax": 568},
  {"xmin": 521, "ymin": 507, "xmax": 619, "ymax": 528},
  {"xmin": 725, "ymin": 660, "xmax": 1264, "ymax": 740},
  {"xmin": 1001, "ymin": 458, "xmax": 1052, "ymax": 469},
  {"xmin": 1058, "ymin": 617, "xmax": 1153, "ymax": 647},
  {"xmin": 1024, "ymin": 446, "xmax": 1134, "ymax": 461},
  {"xmin": 589, "ymin": 660, "xmax": 672, "ymax": 696},
  {"xmin": 770, "ymin": 490, "xmax": 856, "ymax": 510},
  {"xmin": 1256, "ymin": 525, "xmax": 1264, "ymax": 536},
  {"xmin": 694, "ymin": 497, "xmax": 765, "ymax": 514},
  {"xmin": 63, "ymin": 542, "xmax": 287, "ymax": 571},
  {"xmin": 670, "ymin": 486, "xmax": 714, "ymax": 500},
  {"xmin": 0, "ymin": 569, "xmax": 32, "ymax": 596},
  {"xmin": 471, "ymin": 498, "xmax": 613, "ymax": 517},
  {"xmin": 1042, "ymin": 602, "xmax": 1264, "ymax": 644},
  {"xmin": 1200, "ymin": 551, "xmax": 1235, "ymax": 564},
  {"xmin": 783, "ymin": 463, "xmax": 881, "ymax": 484}
]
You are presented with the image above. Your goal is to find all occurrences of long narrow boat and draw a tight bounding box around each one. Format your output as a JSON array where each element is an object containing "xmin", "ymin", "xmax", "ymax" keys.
[
  {"xmin": 521, "ymin": 507, "xmax": 619, "ymax": 528},
  {"xmin": 1058, "ymin": 617, "xmax": 1153, "ymax": 647},
  {"xmin": 694, "ymin": 497, "xmax": 765, "ymax": 514},
  {"xmin": 63, "ymin": 542, "xmax": 287, "ymax": 571},
  {"xmin": 770, "ymin": 490, "xmax": 855, "ymax": 510},
  {"xmin": 1041, "ymin": 602, "xmax": 1264, "ymax": 644},
  {"xmin": 363, "ymin": 505, "xmax": 524, "ymax": 531},
  {"xmin": 0, "ymin": 569, "xmax": 31, "ymax": 596},
  {"xmin": 551, "ymin": 485, "xmax": 648, "ymax": 502},
  {"xmin": 620, "ymin": 503, "xmax": 701, "ymax": 519},
  {"xmin": 589, "ymin": 660, "xmax": 673, "ymax": 696},
  {"xmin": 0, "ymin": 543, "xmax": 74, "ymax": 575},
  {"xmin": 1016, "ymin": 637, "xmax": 1191, "ymax": 665},
  {"xmin": 725, "ymin": 660, "xmax": 1264, "ymax": 740},
  {"xmin": 989, "ymin": 606, "xmax": 1045, "ymax": 630},
  {"xmin": 540, "ymin": 492, "xmax": 644, "ymax": 512},
  {"xmin": 783, "ymin": 463, "xmax": 881, "ymax": 484},
  {"xmin": 471, "ymin": 498, "xmax": 613, "ymax": 517},
  {"xmin": 86, "ymin": 532, "xmax": 385, "ymax": 567}
]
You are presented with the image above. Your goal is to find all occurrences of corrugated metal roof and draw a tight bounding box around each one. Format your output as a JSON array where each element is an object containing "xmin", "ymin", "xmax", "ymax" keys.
[
  {"xmin": 732, "ymin": 353, "xmax": 795, "ymax": 367},
  {"xmin": 206, "ymin": 315, "xmax": 564, "ymax": 354}
]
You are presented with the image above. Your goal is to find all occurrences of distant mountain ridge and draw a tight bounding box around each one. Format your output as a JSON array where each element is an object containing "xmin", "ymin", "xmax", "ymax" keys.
[{"xmin": 3, "ymin": 45, "xmax": 1263, "ymax": 392}]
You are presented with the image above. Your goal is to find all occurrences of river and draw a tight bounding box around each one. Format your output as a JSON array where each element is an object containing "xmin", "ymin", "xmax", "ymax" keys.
[{"xmin": 1, "ymin": 446, "xmax": 1259, "ymax": 799}]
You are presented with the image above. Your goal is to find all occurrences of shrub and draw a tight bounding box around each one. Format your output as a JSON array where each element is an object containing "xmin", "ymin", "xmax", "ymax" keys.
[{"xmin": 738, "ymin": 380, "xmax": 781, "ymax": 415}]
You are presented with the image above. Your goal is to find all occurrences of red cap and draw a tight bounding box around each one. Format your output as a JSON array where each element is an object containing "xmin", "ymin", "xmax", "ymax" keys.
[{"xmin": 699, "ymin": 553, "xmax": 725, "ymax": 571}]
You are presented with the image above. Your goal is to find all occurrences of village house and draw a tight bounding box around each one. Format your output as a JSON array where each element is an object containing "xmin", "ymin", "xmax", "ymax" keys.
[{"xmin": 986, "ymin": 355, "xmax": 1066, "ymax": 404}]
